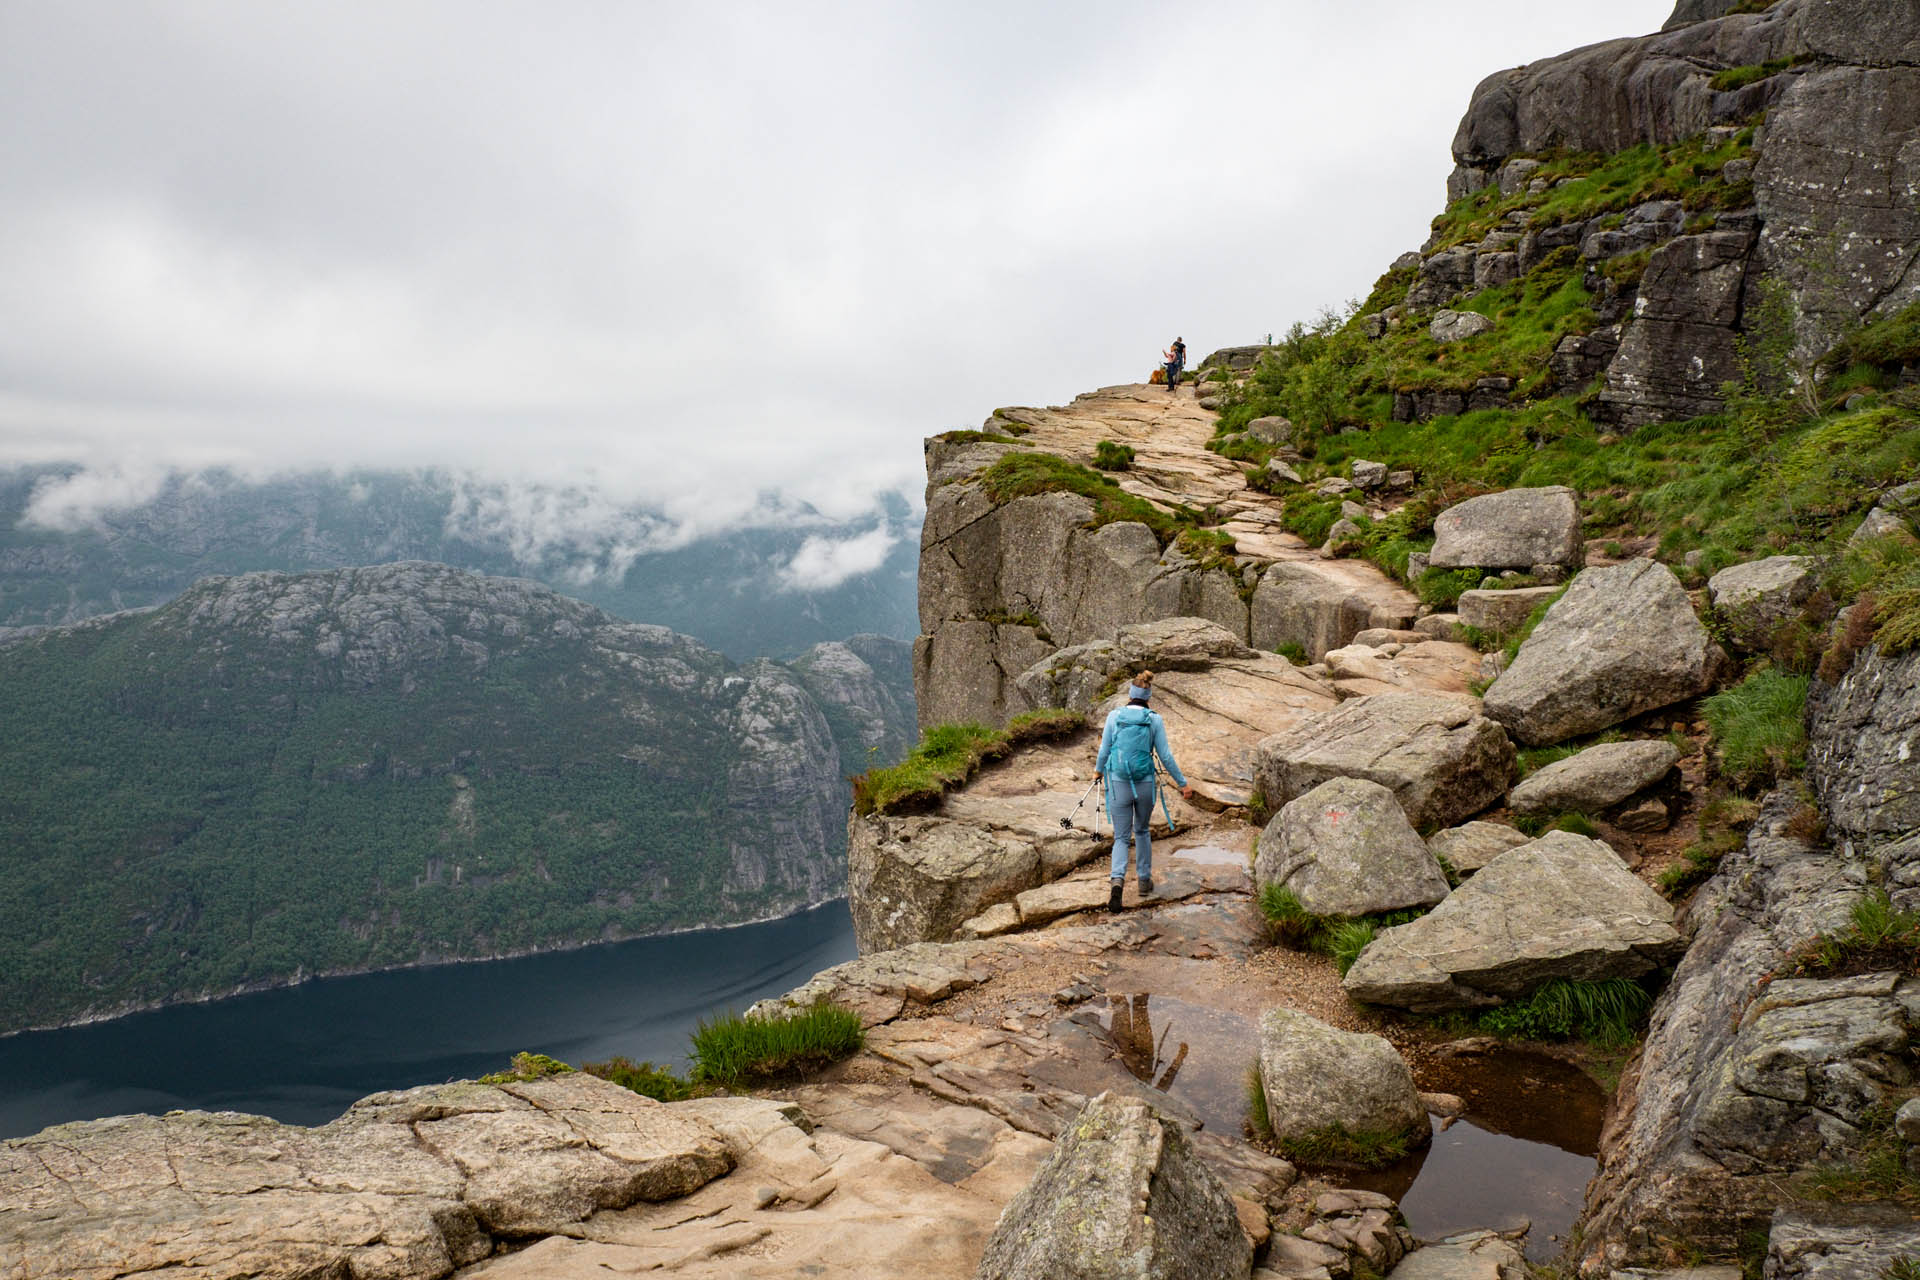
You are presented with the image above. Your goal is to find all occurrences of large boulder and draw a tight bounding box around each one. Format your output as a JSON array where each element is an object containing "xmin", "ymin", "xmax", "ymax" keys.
[
  {"xmin": 849, "ymin": 814, "xmax": 1043, "ymax": 953},
  {"xmin": 1256, "ymin": 1009, "xmax": 1428, "ymax": 1149},
  {"xmin": 0, "ymin": 1073, "xmax": 732, "ymax": 1280},
  {"xmin": 1341, "ymin": 830, "xmax": 1683, "ymax": 1011},
  {"xmin": 1707, "ymin": 555, "xmax": 1820, "ymax": 652},
  {"xmin": 973, "ymin": 1092, "xmax": 1252, "ymax": 1280},
  {"xmin": 1429, "ymin": 487, "xmax": 1582, "ymax": 572},
  {"xmin": 1482, "ymin": 560, "xmax": 1725, "ymax": 747},
  {"xmin": 1508, "ymin": 739, "xmax": 1681, "ymax": 816},
  {"xmin": 1253, "ymin": 693, "xmax": 1515, "ymax": 831},
  {"xmin": 1253, "ymin": 778, "xmax": 1450, "ymax": 918}
]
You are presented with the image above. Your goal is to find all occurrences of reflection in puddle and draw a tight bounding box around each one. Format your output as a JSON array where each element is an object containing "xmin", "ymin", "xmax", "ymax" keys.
[
  {"xmin": 1345, "ymin": 1051, "xmax": 1604, "ymax": 1264},
  {"xmin": 1096, "ymin": 993, "xmax": 1251, "ymax": 1133}
]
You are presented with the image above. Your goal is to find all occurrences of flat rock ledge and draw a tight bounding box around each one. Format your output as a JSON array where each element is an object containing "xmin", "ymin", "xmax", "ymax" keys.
[
  {"xmin": 1341, "ymin": 831, "xmax": 1683, "ymax": 1012},
  {"xmin": 0, "ymin": 1073, "xmax": 732, "ymax": 1280}
]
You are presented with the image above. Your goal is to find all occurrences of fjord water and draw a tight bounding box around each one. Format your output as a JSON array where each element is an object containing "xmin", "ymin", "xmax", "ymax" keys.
[{"xmin": 0, "ymin": 901, "xmax": 857, "ymax": 1141}]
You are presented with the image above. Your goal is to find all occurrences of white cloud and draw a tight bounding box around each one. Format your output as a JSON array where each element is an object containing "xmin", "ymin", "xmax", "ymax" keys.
[
  {"xmin": 21, "ymin": 463, "xmax": 173, "ymax": 531},
  {"xmin": 777, "ymin": 528, "xmax": 901, "ymax": 593},
  {"xmin": 0, "ymin": 1, "xmax": 1678, "ymax": 541}
]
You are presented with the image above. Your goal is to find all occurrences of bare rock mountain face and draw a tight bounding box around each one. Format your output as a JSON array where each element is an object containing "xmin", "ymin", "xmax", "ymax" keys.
[
  {"xmin": 1419, "ymin": 0, "xmax": 1920, "ymax": 428},
  {"xmin": 0, "ymin": 563, "xmax": 911, "ymax": 1034}
]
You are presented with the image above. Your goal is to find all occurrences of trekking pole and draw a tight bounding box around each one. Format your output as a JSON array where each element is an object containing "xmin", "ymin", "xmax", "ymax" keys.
[
  {"xmin": 1060, "ymin": 776, "xmax": 1101, "ymax": 832},
  {"xmin": 1155, "ymin": 766, "xmax": 1179, "ymax": 836}
]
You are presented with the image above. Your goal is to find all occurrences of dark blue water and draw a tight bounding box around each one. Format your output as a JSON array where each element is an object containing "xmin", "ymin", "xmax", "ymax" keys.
[{"xmin": 0, "ymin": 900, "xmax": 857, "ymax": 1140}]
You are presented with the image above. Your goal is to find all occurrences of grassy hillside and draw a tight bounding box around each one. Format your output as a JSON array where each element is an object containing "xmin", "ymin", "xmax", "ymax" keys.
[{"xmin": 0, "ymin": 565, "xmax": 855, "ymax": 1033}]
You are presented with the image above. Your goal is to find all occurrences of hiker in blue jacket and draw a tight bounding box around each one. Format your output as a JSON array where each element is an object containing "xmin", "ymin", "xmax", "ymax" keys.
[{"xmin": 1094, "ymin": 671, "xmax": 1196, "ymax": 913}]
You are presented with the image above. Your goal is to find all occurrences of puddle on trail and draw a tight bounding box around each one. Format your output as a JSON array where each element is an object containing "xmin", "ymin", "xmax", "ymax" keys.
[
  {"xmin": 1091, "ymin": 994, "xmax": 1602, "ymax": 1266},
  {"xmin": 1347, "ymin": 1051, "xmax": 1605, "ymax": 1263},
  {"xmin": 1094, "ymin": 993, "xmax": 1253, "ymax": 1133}
]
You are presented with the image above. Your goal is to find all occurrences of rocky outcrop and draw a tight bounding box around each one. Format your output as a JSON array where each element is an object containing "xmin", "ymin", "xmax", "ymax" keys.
[
  {"xmin": 1763, "ymin": 1205, "xmax": 1920, "ymax": 1280},
  {"xmin": 1577, "ymin": 633, "xmax": 1920, "ymax": 1275},
  {"xmin": 1429, "ymin": 487, "xmax": 1582, "ymax": 574},
  {"xmin": 1253, "ymin": 778, "xmax": 1451, "ymax": 918},
  {"xmin": 1341, "ymin": 831, "xmax": 1682, "ymax": 1012},
  {"xmin": 1012, "ymin": 617, "xmax": 1258, "ymax": 714},
  {"xmin": 1438, "ymin": 0, "xmax": 1920, "ymax": 427},
  {"xmin": 849, "ymin": 815, "xmax": 1045, "ymax": 955},
  {"xmin": 1384, "ymin": 1231, "xmax": 1534, "ymax": 1279},
  {"xmin": 974, "ymin": 1093, "xmax": 1253, "ymax": 1280},
  {"xmin": 1253, "ymin": 693, "xmax": 1515, "ymax": 831},
  {"xmin": 0, "ymin": 1073, "xmax": 733, "ymax": 1280},
  {"xmin": 1508, "ymin": 740, "xmax": 1681, "ymax": 816},
  {"xmin": 1457, "ymin": 585, "xmax": 1562, "ymax": 637},
  {"xmin": 914, "ymin": 389, "xmax": 1417, "ymax": 727},
  {"xmin": 1257, "ymin": 1009, "xmax": 1429, "ymax": 1150},
  {"xmin": 1483, "ymin": 561, "xmax": 1724, "ymax": 747}
]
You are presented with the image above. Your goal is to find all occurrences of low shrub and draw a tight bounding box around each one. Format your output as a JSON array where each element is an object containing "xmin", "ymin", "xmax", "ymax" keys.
[
  {"xmin": 1257, "ymin": 885, "xmax": 1421, "ymax": 973},
  {"xmin": 1273, "ymin": 1122, "xmax": 1415, "ymax": 1169},
  {"xmin": 1791, "ymin": 889, "xmax": 1920, "ymax": 978},
  {"xmin": 1092, "ymin": 440, "xmax": 1136, "ymax": 471},
  {"xmin": 690, "ymin": 1002, "xmax": 866, "ymax": 1087},
  {"xmin": 1416, "ymin": 567, "xmax": 1483, "ymax": 608}
]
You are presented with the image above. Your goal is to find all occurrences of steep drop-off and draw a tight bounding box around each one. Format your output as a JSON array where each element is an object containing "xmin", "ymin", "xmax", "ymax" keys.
[{"xmin": 0, "ymin": 562, "xmax": 909, "ymax": 1034}]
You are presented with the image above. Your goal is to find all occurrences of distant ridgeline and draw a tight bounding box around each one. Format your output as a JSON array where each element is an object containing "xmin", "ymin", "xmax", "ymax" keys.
[
  {"xmin": 0, "ymin": 466, "xmax": 920, "ymax": 661},
  {"xmin": 0, "ymin": 562, "xmax": 912, "ymax": 1033}
]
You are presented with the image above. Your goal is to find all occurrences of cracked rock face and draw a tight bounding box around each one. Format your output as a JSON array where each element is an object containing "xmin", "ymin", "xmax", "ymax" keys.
[
  {"xmin": 973, "ymin": 1092, "xmax": 1253, "ymax": 1280},
  {"xmin": 0, "ymin": 1073, "xmax": 731, "ymax": 1280},
  {"xmin": 848, "ymin": 814, "xmax": 1045, "ymax": 955}
]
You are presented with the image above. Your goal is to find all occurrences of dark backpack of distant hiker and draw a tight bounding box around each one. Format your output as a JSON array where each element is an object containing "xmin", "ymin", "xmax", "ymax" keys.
[{"xmin": 1106, "ymin": 706, "xmax": 1159, "ymax": 782}]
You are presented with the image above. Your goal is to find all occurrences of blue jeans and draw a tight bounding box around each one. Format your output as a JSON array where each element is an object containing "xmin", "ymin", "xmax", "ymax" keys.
[{"xmin": 1108, "ymin": 774, "xmax": 1156, "ymax": 882}]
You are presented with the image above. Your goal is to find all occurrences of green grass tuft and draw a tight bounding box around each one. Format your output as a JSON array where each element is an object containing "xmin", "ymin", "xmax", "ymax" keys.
[
  {"xmin": 478, "ymin": 1051, "xmax": 575, "ymax": 1085},
  {"xmin": 1092, "ymin": 440, "xmax": 1136, "ymax": 471},
  {"xmin": 1258, "ymin": 885, "xmax": 1421, "ymax": 972},
  {"xmin": 1803, "ymin": 1104, "xmax": 1920, "ymax": 1211},
  {"xmin": 852, "ymin": 722, "xmax": 1009, "ymax": 815},
  {"xmin": 977, "ymin": 452, "xmax": 1183, "ymax": 543},
  {"xmin": 690, "ymin": 1002, "xmax": 866, "ymax": 1088},
  {"xmin": 1791, "ymin": 889, "xmax": 1920, "ymax": 978},
  {"xmin": 1416, "ymin": 567, "xmax": 1483, "ymax": 608},
  {"xmin": 1246, "ymin": 1061, "xmax": 1272, "ymax": 1140},
  {"xmin": 1703, "ymin": 667, "xmax": 1808, "ymax": 789},
  {"xmin": 1474, "ymin": 978, "xmax": 1652, "ymax": 1046},
  {"xmin": 581, "ymin": 1056, "xmax": 698, "ymax": 1101},
  {"xmin": 1274, "ymin": 1122, "xmax": 1415, "ymax": 1169}
]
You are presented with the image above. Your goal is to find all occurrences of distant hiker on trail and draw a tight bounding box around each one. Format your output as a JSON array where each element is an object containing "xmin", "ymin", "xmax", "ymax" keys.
[
  {"xmin": 1162, "ymin": 337, "xmax": 1187, "ymax": 390},
  {"xmin": 1094, "ymin": 671, "xmax": 1195, "ymax": 913}
]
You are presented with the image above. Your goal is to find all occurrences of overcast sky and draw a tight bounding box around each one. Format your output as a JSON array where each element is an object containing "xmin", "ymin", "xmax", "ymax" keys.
[{"xmin": 0, "ymin": 1, "xmax": 1673, "ymax": 567}]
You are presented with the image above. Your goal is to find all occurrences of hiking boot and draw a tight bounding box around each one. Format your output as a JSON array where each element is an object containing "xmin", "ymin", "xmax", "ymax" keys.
[
  {"xmin": 1108, "ymin": 882, "xmax": 1124, "ymax": 914},
  {"xmin": 1138, "ymin": 877, "xmax": 1154, "ymax": 897}
]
